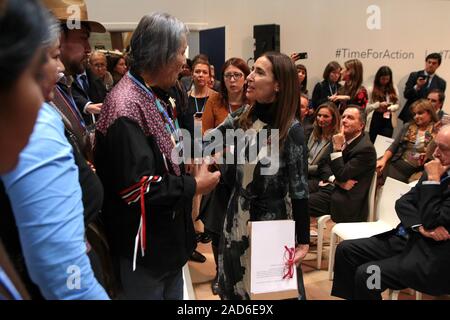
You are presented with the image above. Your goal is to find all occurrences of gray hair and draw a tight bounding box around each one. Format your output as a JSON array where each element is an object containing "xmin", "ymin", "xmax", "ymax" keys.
[
  {"xmin": 42, "ymin": 10, "xmax": 60, "ymax": 48},
  {"xmin": 129, "ymin": 12, "xmax": 188, "ymax": 74}
]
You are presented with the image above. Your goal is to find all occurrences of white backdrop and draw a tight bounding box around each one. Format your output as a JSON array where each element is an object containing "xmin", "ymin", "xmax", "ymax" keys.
[{"xmin": 87, "ymin": 0, "xmax": 450, "ymax": 113}]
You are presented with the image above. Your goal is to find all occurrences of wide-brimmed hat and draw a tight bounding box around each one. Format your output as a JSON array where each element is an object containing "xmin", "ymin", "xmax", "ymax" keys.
[{"xmin": 41, "ymin": 0, "xmax": 106, "ymax": 33}]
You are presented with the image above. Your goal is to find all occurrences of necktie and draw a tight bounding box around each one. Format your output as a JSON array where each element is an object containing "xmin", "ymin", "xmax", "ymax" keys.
[{"xmin": 79, "ymin": 74, "xmax": 89, "ymax": 93}]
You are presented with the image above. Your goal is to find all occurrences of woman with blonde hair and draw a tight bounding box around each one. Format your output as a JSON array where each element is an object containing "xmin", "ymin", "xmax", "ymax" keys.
[{"xmin": 377, "ymin": 99, "xmax": 438, "ymax": 183}]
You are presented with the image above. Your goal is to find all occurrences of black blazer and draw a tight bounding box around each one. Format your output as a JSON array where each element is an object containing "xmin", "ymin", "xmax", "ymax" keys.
[
  {"xmin": 391, "ymin": 174, "xmax": 450, "ymax": 295},
  {"xmin": 329, "ymin": 133, "xmax": 376, "ymax": 222},
  {"xmin": 399, "ymin": 70, "xmax": 446, "ymax": 122},
  {"xmin": 72, "ymin": 69, "xmax": 107, "ymax": 126},
  {"xmin": 311, "ymin": 80, "xmax": 341, "ymax": 110}
]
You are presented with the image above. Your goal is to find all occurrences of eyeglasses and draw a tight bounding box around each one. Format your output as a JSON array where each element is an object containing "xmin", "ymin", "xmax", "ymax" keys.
[
  {"xmin": 93, "ymin": 64, "xmax": 107, "ymax": 69},
  {"xmin": 224, "ymin": 72, "xmax": 244, "ymax": 80}
]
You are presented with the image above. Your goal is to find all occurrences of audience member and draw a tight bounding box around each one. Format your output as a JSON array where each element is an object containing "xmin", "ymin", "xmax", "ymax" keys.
[
  {"xmin": 108, "ymin": 55, "xmax": 128, "ymax": 85},
  {"xmin": 89, "ymin": 51, "xmax": 114, "ymax": 91},
  {"xmin": 308, "ymin": 106, "xmax": 376, "ymax": 222},
  {"xmin": 377, "ymin": 99, "xmax": 438, "ymax": 183},
  {"xmin": 331, "ymin": 125, "xmax": 450, "ymax": 300},
  {"xmin": 399, "ymin": 53, "xmax": 446, "ymax": 123},
  {"xmin": 365, "ymin": 66, "xmax": 400, "ymax": 142},
  {"xmin": 307, "ymin": 102, "xmax": 341, "ymax": 193},
  {"xmin": 311, "ymin": 61, "xmax": 342, "ymax": 110},
  {"xmin": 330, "ymin": 59, "xmax": 368, "ymax": 111}
]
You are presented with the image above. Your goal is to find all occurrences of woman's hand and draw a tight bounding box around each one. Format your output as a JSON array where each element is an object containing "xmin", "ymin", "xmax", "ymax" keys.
[{"xmin": 376, "ymin": 159, "xmax": 386, "ymax": 175}]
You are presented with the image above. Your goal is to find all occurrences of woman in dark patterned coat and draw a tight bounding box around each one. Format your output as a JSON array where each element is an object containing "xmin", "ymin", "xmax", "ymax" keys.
[{"xmin": 206, "ymin": 52, "xmax": 310, "ymax": 300}]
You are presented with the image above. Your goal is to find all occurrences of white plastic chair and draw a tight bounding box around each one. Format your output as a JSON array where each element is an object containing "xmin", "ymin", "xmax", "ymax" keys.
[
  {"xmin": 327, "ymin": 177, "xmax": 412, "ymax": 280},
  {"xmin": 316, "ymin": 172, "xmax": 378, "ymax": 270}
]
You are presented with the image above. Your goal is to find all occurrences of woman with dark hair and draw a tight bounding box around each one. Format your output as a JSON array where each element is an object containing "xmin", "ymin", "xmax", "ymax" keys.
[
  {"xmin": 366, "ymin": 66, "xmax": 400, "ymax": 142},
  {"xmin": 1, "ymin": 9, "xmax": 109, "ymax": 300},
  {"xmin": 296, "ymin": 63, "xmax": 308, "ymax": 95},
  {"xmin": 95, "ymin": 12, "xmax": 220, "ymax": 300},
  {"xmin": 0, "ymin": 0, "xmax": 48, "ymax": 174},
  {"xmin": 311, "ymin": 61, "xmax": 342, "ymax": 110},
  {"xmin": 330, "ymin": 59, "xmax": 368, "ymax": 112},
  {"xmin": 377, "ymin": 99, "xmax": 438, "ymax": 183},
  {"xmin": 108, "ymin": 55, "xmax": 128, "ymax": 85},
  {"xmin": 205, "ymin": 52, "xmax": 309, "ymax": 300},
  {"xmin": 0, "ymin": 0, "xmax": 49, "ymax": 300},
  {"xmin": 307, "ymin": 102, "xmax": 341, "ymax": 192}
]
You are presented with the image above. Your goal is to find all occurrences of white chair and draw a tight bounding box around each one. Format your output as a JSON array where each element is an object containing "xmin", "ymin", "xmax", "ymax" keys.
[
  {"xmin": 316, "ymin": 172, "xmax": 378, "ymax": 270},
  {"xmin": 388, "ymin": 289, "xmax": 422, "ymax": 300},
  {"xmin": 374, "ymin": 134, "xmax": 394, "ymax": 159},
  {"xmin": 327, "ymin": 177, "xmax": 412, "ymax": 280}
]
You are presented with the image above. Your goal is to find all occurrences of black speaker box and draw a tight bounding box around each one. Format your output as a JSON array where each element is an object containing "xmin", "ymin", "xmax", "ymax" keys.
[{"xmin": 253, "ymin": 24, "xmax": 280, "ymax": 60}]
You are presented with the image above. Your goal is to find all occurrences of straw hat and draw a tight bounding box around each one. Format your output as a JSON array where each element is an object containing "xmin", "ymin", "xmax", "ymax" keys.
[{"xmin": 41, "ymin": 0, "xmax": 106, "ymax": 33}]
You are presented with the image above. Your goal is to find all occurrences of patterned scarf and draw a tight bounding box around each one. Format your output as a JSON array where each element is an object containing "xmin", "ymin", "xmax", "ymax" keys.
[{"xmin": 96, "ymin": 74, "xmax": 181, "ymax": 176}]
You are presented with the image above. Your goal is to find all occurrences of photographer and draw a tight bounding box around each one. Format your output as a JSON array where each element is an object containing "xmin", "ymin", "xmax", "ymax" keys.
[{"xmin": 399, "ymin": 53, "xmax": 446, "ymax": 123}]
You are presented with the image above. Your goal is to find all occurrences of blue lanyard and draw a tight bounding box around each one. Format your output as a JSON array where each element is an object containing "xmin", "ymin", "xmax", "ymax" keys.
[
  {"xmin": 194, "ymin": 96, "xmax": 207, "ymax": 113},
  {"xmin": 0, "ymin": 267, "xmax": 22, "ymax": 300},
  {"xmin": 127, "ymin": 72, "xmax": 180, "ymax": 141}
]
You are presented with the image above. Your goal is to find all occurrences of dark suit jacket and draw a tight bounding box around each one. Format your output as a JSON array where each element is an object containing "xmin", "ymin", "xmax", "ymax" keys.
[
  {"xmin": 328, "ymin": 133, "xmax": 376, "ymax": 222},
  {"xmin": 72, "ymin": 69, "xmax": 107, "ymax": 126},
  {"xmin": 399, "ymin": 70, "xmax": 446, "ymax": 122},
  {"xmin": 392, "ymin": 173, "xmax": 450, "ymax": 295}
]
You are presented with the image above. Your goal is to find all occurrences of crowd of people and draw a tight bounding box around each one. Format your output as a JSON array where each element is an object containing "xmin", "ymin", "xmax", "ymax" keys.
[{"xmin": 1, "ymin": 0, "xmax": 449, "ymax": 301}]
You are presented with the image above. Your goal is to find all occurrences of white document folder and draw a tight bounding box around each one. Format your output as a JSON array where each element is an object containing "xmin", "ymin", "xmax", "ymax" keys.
[
  {"xmin": 248, "ymin": 220, "xmax": 299, "ymax": 300},
  {"xmin": 374, "ymin": 134, "xmax": 394, "ymax": 159}
]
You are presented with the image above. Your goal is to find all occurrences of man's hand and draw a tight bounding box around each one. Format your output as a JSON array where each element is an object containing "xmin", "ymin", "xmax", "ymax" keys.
[
  {"xmin": 293, "ymin": 244, "xmax": 309, "ymax": 267},
  {"xmin": 332, "ymin": 126, "xmax": 346, "ymax": 151},
  {"xmin": 86, "ymin": 103, "xmax": 103, "ymax": 114},
  {"xmin": 419, "ymin": 226, "xmax": 450, "ymax": 241},
  {"xmin": 416, "ymin": 76, "xmax": 427, "ymax": 89},
  {"xmin": 425, "ymin": 159, "xmax": 449, "ymax": 182},
  {"xmin": 336, "ymin": 179, "xmax": 358, "ymax": 190},
  {"xmin": 193, "ymin": 161, "xmax": 221, "ymax": 195}
]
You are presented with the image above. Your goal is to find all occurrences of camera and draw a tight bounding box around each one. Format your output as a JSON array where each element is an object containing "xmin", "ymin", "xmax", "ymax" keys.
[{"xmin": 292, "ymin": 52, "xmax": 308, "ymax": 61}]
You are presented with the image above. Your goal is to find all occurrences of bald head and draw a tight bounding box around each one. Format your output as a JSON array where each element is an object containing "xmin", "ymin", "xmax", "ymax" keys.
[{"xmin": 433, "ymin": 125, "xmax": 450, "ymax": 166}]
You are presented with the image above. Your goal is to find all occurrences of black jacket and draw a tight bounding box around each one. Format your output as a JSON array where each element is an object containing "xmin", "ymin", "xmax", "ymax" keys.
[
  {"xmin": 399, "ymin": 70, "xmax": 446, "ymax": 123},
  {"xmin": 72, "ymin": 68, "xmax": 107, "ymax": 126}
]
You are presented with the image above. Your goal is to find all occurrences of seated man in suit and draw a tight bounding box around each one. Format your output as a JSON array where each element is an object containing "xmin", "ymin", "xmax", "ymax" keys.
[
  {"xmin": 309, "ymin": 106, "xmax": 377, "ymax": 222},
  {"xmin": 331, "ymin": 125, "xmax": 450, "ymax": 300},
  {"xmin": 399, "ymin": 53, "xmax": 446, "ymax": 123}
]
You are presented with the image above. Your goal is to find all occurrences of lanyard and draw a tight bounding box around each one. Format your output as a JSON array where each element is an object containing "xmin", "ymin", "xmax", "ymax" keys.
[
  {"xmin": 0, "ymin": 267, "xmax": 22, "ymax": 300},
  {"xmin": 329, "ymin": 83, "xmax": 336, "ymax": 96},
  {"xmin": 194, "ymin": 96, "xmax": 207, "ymax": 113},
  {"xmin": 128, "ymin": 72, "xmax": 180, "ymax": 142},
  {"xmin": 56, "ymin": 85, "xmax": 86, "ymax": 129}
]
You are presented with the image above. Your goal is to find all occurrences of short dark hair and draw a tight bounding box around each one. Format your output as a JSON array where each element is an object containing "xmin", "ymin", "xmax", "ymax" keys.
[
  {"xmin": 323, "ymin": 61, "xmax": 341, "ymax": 80},
  {"xmin": 426, "ymin": 52, "xmax": 442, "ymax": 65},
  {"xmin": 428, "ymin": 88, "xmax": 445, "ymax": 104},
  {"xmin": 0, "ymin": 0, "xmax": 49, "ymax": 90}
]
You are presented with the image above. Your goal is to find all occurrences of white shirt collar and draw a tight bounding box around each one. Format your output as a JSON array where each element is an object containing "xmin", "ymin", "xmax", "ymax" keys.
[{"xmin": 345, "ymin": 132, "xmax": 362, "ymax": 147}]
